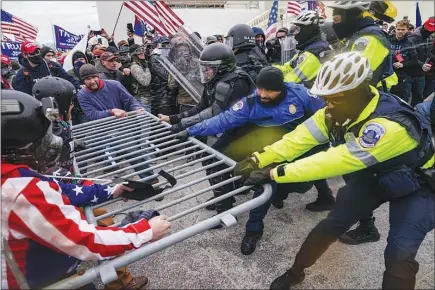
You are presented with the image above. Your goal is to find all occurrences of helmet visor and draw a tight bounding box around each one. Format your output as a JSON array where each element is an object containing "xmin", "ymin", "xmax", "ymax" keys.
[{"xmin": 199, "ymin": 60, "xmax": 221, "ymax": 83}]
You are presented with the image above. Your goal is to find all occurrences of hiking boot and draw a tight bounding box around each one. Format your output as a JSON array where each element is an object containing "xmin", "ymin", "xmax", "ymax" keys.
[
  {"xmin": 305, "ymin": 193, "xmax": 335, "ymax": 212},
  {"xmin": 339, "ymin": 217, "xmax": 380, "ymax": 245},
  {"xmin": 270, "ymin": 269, "xmax": 305, "ymax": 290},
  {"xmin": 240, "ymin": 231, "xmax": 263, "ymax": 255},
  {"xmin": 123, "ymin": 276, "xmax": 149, "ymax": 289},
  {"xmin": 205, "ymin": 196, "xmax": 236, "ymax": 211}
]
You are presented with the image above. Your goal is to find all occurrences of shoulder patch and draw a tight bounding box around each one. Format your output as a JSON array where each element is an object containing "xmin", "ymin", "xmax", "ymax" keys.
[
  {"xmin": 359, "ymin": 122, "xmax": 386, "ymax": 148},
  {"xmin": 354, "ymin": 37, "xmax": 369, "ymax": 52},
  {"xmin": 232, "ymin": 100, "xmax": 244, "ymax": 111},
  {"xmin": 289, "ymin": 104, "xmax": 297, "ymax": 114},
  {"xmin": 296, "ymin": 53, "xmax": 306, "ymax": 66}
]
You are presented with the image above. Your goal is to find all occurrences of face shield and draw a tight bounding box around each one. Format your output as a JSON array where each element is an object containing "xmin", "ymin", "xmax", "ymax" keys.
[
  {"xmin": 280, "ymin": 36, "xmax": 298, "ymax": 65},
  {"xmin": 40, "ymin": 97, "xmax": 60, "ymax": 121},
  {"xmin": 224, "ymin": 36, "xmax": 233, "ymax": 49},
  {"xmin": 199, "ymin": 60, "xmax": 221, "ymax": 83}
]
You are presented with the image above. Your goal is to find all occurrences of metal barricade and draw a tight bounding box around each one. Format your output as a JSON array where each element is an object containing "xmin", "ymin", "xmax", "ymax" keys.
[{"xmin": 44, "ymin": 111, "xmax": 272, "ymax": 289}]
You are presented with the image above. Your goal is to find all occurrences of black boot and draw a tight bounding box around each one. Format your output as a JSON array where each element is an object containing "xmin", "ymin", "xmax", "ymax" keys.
[
  {"xmin": 240, "ymin": 231, "xmax": 263, "ymax": 255},
  {"xmin": 270, "ymin": 268, "xmax": 306, "ymax": 290},
  {"xmin": 205, "ymin": 196, "xmax": 236, "ymax": 211},
  {"xmin": 339, "ymin": 217, "xmax": 380, "ymax": 245},
  {"xmin": 305, "ymin": 190, "xmax": 335, "ymax": 212},
  {"xmin": 271, "ymin": 197, "xmax": 284, "ymax": 209}
]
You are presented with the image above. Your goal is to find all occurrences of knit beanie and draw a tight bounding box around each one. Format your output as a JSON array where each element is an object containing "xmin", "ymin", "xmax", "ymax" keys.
[
  {"xmin": 256, "ymin": 66, "xmax": 284, "ymax": 91},
  {"xmin": 79, "ymin": 64, "xmax": 99, "ymax": 80}
]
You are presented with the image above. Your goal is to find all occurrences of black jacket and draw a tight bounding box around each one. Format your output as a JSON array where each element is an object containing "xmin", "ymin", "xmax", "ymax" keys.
[{"xmin": 390, "ymin": 34, "xmax": 421, "ymax": 77}]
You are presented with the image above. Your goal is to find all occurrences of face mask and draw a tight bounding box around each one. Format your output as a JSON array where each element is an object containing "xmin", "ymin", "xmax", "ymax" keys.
[
  {"xmin": 74, "ymin": 61, "xmax": 85, "ymax": 71},
  {"xmin": 1, "ymin": 67, "xmax": 11, "ymax": 76},
  {"xmin": 29, "ymin": 55, "xmax": 42, "ymax": 65},
  {"xmin": 333, "ymin": 22, "xmax": 350, "ymax": 40}
]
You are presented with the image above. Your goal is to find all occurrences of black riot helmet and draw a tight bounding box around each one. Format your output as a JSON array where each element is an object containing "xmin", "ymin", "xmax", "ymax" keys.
[
  {"xmin": 199, "ymin": 42, "xmax": 236, "ymax": 83},
  {"xmin": 2, "ymin": 89, "xmax": 63, "ymax": 172},
  {"xmin": 32, "ymin": 76, "xmax": 77, "ymax": 119},
  {"xmin": 225, "ymin": 24, "xmax": 255, "ymax": 50}
]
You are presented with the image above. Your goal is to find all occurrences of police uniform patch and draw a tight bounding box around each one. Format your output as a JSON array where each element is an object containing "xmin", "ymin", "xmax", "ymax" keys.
[
  {"xmin": 359, "ymin": 122, "xmax": 385, "ymax": 148},
  {"xmin": 296, "ymin": 54, "xmax": 306, "ymax": 66},
  {"xmin": 232, "ymin": 100, "xmax": 244, "ymax": 111},
  {"xmin": 289, "ymin": 104, "xmax": 297, "ymax": 114},
  {"xmin": 354, "ymin": 38, "xmax": 369, "ymax": 52}
]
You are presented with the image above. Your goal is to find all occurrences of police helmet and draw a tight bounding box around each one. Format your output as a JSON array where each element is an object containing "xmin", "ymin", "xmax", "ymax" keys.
[
  {"xmin": 199, "ymin": 43, "xmax": 236, "ymax": 83},
  {"xmin": 225, "ymin": 24, "xmax": 255, "ymax": 49},
  {"xmin": 363, "ymin": 1, "xmax": 397, "ymax": 24},
  {"xmin": 2, "ymin": 89, "xmax": 51, "ymax": 150},
  {"xmin": 32, "ymin": 77, "xmax": 77, "ymax": 118}
]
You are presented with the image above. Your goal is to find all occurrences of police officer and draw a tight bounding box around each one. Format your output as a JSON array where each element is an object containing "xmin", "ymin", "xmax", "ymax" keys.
[
  {"xmin": 328, "ymin": 0, "xmax": 399, "ymax": 245},
  {"xmin": 234, "ymin": 52, "xmax": 435, "ymax": 289},
  {"xmin": 276, "ymin": 11, "xmax": 333, "ymax": 88},
  {"xmin": 328, "ymin": 1, "xmax": 398, "ymax": 91},
  {"xmin": 158, "ymin": 42, "xmax": 255, "ymax": 131},
  {"xmin": 177, "ymin": 66, "xmax": 332, "ymax": 254},
  {"xmin": 225, "ymin": 23, "xmax": 269, "ymax": 82}
]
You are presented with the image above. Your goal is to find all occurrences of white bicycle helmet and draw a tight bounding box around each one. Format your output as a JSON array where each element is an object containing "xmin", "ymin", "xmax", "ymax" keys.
[
  {"xmin": 310, "ymin": 52, "xmax": 373, "ymax": 96},
  {"xmin": 328, "ymin": 1, "xmax": 370, "ymax": 11},
  {"xmin": 293, "ymin": 11, "xmax": 325, "ymax": 26}
]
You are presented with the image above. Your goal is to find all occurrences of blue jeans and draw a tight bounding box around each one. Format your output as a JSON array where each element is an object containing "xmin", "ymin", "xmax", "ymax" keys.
[
  {"xmin": 245, "ymin": 181, "xmax": 313, "ymax": 233},
  {"xmin": 403, "ymin": 76, "xmax": 425, "ymax": 106}
]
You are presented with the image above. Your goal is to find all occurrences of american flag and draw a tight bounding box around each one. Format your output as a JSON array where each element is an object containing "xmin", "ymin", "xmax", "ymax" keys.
[
  {"xmin": 265, "ymin": 0, "xmax": 279, "ymax": 40},
  {"xmin": 124, "ymin": 1, "xmax": 184, "ymax": 36},
  {"xmin": 1, "ymin": 9, "xmax": 38, "ymax": 43},
  {"xmin": 288, "ymin": 1, "xmax": 302, "ymax": 17},
  {"xmin": 288, "ymin": 1, "xmax": 327, "ymax": 18}
]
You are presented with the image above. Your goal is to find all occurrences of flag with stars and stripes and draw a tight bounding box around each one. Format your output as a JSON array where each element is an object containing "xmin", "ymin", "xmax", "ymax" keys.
[
  {"xmin": 124, "ymin": 1, "xmax": 184, "ymax": 37},
  {"xmin": 265, "ymin": 0, "xmax": 279, "ymax": 40},
  {"xmin": 1, "ymin": 163, "xmax": 154, "ymax": 289},
  {"xmin": 1, "ymin": 9, "xmax": 38, "ymax": 43}
]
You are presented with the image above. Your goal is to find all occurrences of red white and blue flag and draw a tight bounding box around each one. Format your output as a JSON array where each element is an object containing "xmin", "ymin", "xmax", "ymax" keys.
[
  {"xmin": 265, "ymin": 0, "xmax": 279, "ymax": 40},
  {"xmin": 1, "ymin": 9, "xmax": 38, "ymax": 43},
  {"xmin": 124, "ymin": 1, "xmax": 184, "ymax": 36}
]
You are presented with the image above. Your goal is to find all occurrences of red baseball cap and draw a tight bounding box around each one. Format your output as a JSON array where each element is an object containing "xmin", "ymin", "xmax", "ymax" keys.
[
  {"xmin": 21, "ymin": 41, "xmax": 40, "ymax": 54},
  {"xmin": 424, "ymin": 17, "xmax": 435, "ymax": 33},
  {"xmin": 1, "ymin": 55, "xmax": 11, "ymax": 66}
]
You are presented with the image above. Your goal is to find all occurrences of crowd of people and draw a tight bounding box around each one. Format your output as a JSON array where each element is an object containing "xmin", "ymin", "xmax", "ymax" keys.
[{"xmin": 1, "ymin": 0, "xmax": 435, "ymax": 289}]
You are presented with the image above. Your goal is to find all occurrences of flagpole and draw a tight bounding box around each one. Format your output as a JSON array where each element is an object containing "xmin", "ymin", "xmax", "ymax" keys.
[{"xmin": 112, "ymin": 2, "xmax": 125, "ymax": 36}]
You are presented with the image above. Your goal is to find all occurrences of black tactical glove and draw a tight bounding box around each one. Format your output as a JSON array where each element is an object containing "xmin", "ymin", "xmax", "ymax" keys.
[
  {"xmin": 170, "ymin": 123, "xmax": 183, "ymax": 134},
  {"xmin": 234, "ymin": 157, "xmax": 259, "ymax": 184},
  {"xmin": 244, "ymin": 166, "xmax": 274, "ymax": 186},
  {"xmin": 174, "ymin": 130, "xmax": 189, "ymax": 141}
]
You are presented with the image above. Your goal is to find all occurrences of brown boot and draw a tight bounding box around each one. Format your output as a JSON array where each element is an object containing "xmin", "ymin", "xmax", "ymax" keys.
[
  {"xmin": 104, "ymin": 267, "xmax": 149, "ymax": 290},
  {"xmin": 123, "ymin": 276, "xmax": 150, "ymax": 289},
  {"xmin": 93, "ymin": 208, "xmax": 115, "ymax": 227}
]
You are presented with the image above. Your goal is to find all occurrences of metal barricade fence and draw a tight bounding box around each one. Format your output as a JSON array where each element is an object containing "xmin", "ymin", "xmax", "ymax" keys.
[{"xmin": 43, "ymin": 110, "xmax": 272, "ymax": 289}]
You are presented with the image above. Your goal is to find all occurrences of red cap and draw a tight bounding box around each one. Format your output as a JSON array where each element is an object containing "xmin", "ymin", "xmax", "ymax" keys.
[
  {"xmin": 424, "ymin": 17, "xmax": 435, "ymax": 33},
  {"xmin": 21, "ymin": 41, "xmax": 39, "ymax": 54},
  {"xmin": 1, "ymin": 55, "xmax": 11, "ymax": 66}
]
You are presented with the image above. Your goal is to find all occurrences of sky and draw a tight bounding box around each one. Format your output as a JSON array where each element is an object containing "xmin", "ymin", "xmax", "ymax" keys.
[{"xmin": 2, "ymin": 1, "xmax": 100, "ymax": 44}]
